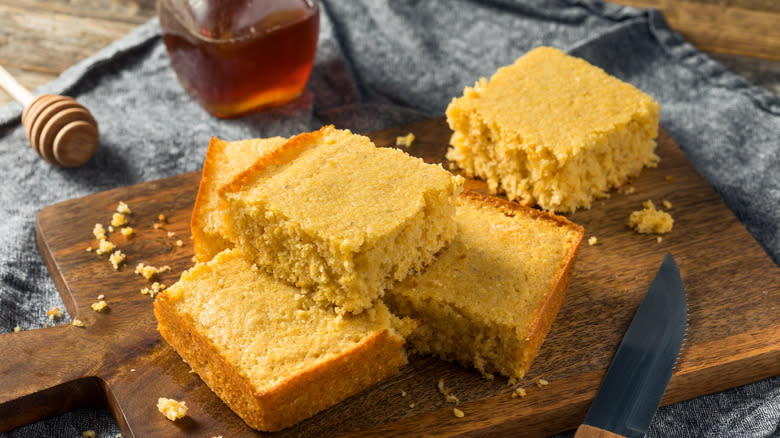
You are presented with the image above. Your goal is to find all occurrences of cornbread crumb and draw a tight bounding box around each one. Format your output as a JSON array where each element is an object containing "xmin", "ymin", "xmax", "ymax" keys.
[
  {"xmin": 121, "ymin": 227, "xmax": 134, "ymax": 238},
  {"xmin": 536, "ymin": 378, "xmax": 549, "ymax": 388},
  {"xmin": 141, "ymin": 282, "xmax": 166, "ymax": 298},
  {"xmin": 91, "ymin": 300, "xmax": 108, "ymax": 312},
  {"xmin": 396, "ymin": 132, "xmax": 415, "ymax": 147},
  {"xmin": 82, "ymin": 431, "xmax": 96, "ymax": 438},
  {"xmin": 13, "ymin": 325, "xmax": 20, "ymax": 332},
  {"xmin": 111, "ymin": 213, "xmax": 128, "ymax": 227},
  {"xmin": 130, "ymin": 368, "xmax": 136, "ymax": 372},
  {"xmin": 624, "ymin": 186, "xmax": 636, "ymax": 195},
  {"xmin": 108, "ymin": 225, "xmax": 114, "ymax": 233},
  {"xmin": 135, "ymin": 263, "xmax": 171, "ymax": 280},
  {"xmin": 153, "ymin": 223, "xmax": 164, "ymax": 230},
  {"xmin": 409, "ymin": 403, "xmax": 416, "ymax": 408},
  {"xmin": 117, "ymin": 201, "xmax": 131, "ymax": 214},
  {"xmin": 657, "ymin": 236, "xmax": 663, "ymax": 243},
  {"xmin": 158, "ymin": 214, "xmax": 167, "ymax": 223},
  {"xmin": 453, "ymin": 408, "xmax": 465, "ymax": 418},
  {"xmin": 109, "ymin": 250, "xmax": 126, "ymax": 270},
  {"xmin": 47, "ymin": 306, "xmax": 63, "ymax": 320},
  {"xmin": 95, "ymin": 239, "xmax": 115, "ymax": 255},
  {"xmin": 86, "ymin": 246, "xmax": 93, "ymax": 252},
  {"xmin": 176, "ymin": 240, "xmax": 184, "ymax": 247},
  {"xmin": 97, "ymin": 294, "xmax": 105, "ymax": 300},
  {"xmin": 72, "ymin": 319, "xmax": 85, "ymax": 327},
  {"xmin": 662, "ymin": 200, "xmax": 672, "ymax": 209},
  {"xmin": 93, "ymin": 224, "xmax": 106, "ymax": 240},
  {"xmin": 437, "ymin": 378, "xmax": 460, "ymax": 404},
  {"xmin": 588, "ymin": 236, "xmax": 598, "ymax": 246},
  {"xmin": 507, "ymin": 377, "xmax": 518, "ymax": 386},
  {"xmin": 116, "ymin": 434, "xmax": 123, "ymax": 438},
  {"xmin": 167, "ymin": 231, "xmax": 176, "ymax": 238},
  {"xmin": 401, "ymin": 390, "xmax": 407, "ymax": 397},
  {"xmin": 666, "ymin": 176, "xmax": 674, "ymax": 182},
  {"xmin": 157, "ymin": 397, "xmax": 187, "ymax": 421},
  {"xmin": 511, "ymin": 387, "xmax": 527, "ymax": 398},
  {"xmin": 629, "ymin": 200, "xmax": 674, "ymax": 234}
]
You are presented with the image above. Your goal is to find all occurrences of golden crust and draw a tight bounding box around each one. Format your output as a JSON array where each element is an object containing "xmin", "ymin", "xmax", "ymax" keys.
[
  {"xmin": 191, "ymin": 136, "xmax": 288, "ymax": 262},
  {"xmin": 215, "ymin": 127, "xmax": 331, "ymax": 249},
  {"xmin": 191, "ymin": 137, "xmax": 227, "ymax": 262},
  {"xmin": 218, "ymin": 126, "xmax": 331, "ymax": 200},
  {"xmin": 154, "ymin": 291, "xmax": 408, "ymax": 432},
  {"xmin": 458, "ymin": 190, "xmax": 584, "ymax": 232}
]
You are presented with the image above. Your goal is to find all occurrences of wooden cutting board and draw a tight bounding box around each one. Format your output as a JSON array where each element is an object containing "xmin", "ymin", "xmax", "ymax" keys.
[{"xmin": 1, "ymin": 118, "xmax": 778, "ymax": 437}]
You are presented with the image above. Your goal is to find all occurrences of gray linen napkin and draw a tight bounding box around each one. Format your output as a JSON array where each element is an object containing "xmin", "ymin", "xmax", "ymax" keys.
[{"xmin": 1, "ymin": 1, "xmax": 778, "ymax": 437}]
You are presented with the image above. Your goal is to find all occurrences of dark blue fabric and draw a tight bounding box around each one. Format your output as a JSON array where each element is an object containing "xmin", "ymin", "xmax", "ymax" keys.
[{"xmin": 1, "ymin": 1, "xmax": 777, "ymax": 436}]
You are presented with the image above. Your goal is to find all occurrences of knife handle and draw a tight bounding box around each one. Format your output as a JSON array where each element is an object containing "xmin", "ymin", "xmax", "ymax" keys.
[{"xmin": 574, "ymin": 424, "xmax": 626, "ymax": 438}]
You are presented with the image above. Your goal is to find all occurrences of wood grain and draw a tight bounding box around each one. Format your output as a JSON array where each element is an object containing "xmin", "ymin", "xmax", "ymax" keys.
[
  {"xmin": 0, "ymin": 117, "xmax": 777, "ymax": 437},
  {"xmin": 612, "ymin": 0, "xmax": 780, "ymax": 60},
  {"xmin": 1, "ymin": 0, "xmax": 779, "ymax": 107}
]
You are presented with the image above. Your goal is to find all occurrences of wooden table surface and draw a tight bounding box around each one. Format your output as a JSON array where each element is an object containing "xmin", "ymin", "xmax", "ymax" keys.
[{"xmin": 0, "ymin": 0, "xmax": 779, "ymax": 108}]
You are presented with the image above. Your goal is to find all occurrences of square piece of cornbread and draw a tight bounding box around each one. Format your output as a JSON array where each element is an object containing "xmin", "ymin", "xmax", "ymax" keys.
[
  {"xmin": 385, "ymin": 191, "xmax": 583, "ymax": 379},
  {"xmin": 220, "ymin": 125, "xmax": 463, "ymax": 314},
  {"xmin": 154, "ymin": 249, "xmax": 416, "ymax": 432},
  {"xmin": 191, "ymin": 136, "xmax": 287, "ymax": 262},
  {"xmin": 446, "ymin": 46, "xmax": 660, "ymax": 212}
]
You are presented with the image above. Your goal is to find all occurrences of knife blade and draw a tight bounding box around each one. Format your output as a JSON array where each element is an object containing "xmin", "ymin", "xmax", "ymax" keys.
[{"xmin": 574, "ymin": 253, "xmax": 687, "ymax": 438}]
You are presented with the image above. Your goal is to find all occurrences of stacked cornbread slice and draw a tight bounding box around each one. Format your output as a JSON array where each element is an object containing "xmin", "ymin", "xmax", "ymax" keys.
[
  {"xmin": 219, "ymin": 126, "xmax": 463, "ymax": 314},
  {"xmin": 385, "ymin": 191, "xmax": 583, "ymax": 379},
  {"xmin": 155, "ymin": 249, "xmax": 416, "ymax": 431},
  {"xmin": 446, "ymin": 46, "xmax": 661, "ymax": 212},
  {"xmin": 155, "ymin": 126, "xmax": 462, "ymax": 431}
]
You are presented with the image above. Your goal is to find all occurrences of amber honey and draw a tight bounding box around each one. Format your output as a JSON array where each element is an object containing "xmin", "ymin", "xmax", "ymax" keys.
[{"xmin": 159, "ymin": 0, "xmax": 319, "ymax": 118}]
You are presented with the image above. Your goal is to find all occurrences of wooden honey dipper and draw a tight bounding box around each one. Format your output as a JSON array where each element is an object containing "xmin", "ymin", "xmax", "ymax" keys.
[{"xmin": 0, "ymin": 65, "xmax": 99, "ymax": 167}]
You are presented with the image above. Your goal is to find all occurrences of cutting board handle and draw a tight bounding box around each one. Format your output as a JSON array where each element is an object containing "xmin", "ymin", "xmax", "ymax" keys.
[
  {"xmin": 574, "ymin": 424, "xmax": 625, "ymax": 438},
  {"xmin": 0, "ymin": 325, "xmax": 100, "ymax": 431}
]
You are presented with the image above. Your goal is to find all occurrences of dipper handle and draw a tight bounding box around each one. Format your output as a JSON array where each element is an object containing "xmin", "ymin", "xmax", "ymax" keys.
[
  {"xmin": 0, "ymin": 65, "xmax": 99, "ymax": 167},
  {"xmin": 0, "ymin": 65, "xmax": 34, "ymax": 107}
]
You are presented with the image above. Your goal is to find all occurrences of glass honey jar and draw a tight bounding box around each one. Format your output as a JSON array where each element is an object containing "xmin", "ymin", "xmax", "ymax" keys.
[{"xmin": 158, "ymin": 0, "xmax": 320, "ymax": 118}]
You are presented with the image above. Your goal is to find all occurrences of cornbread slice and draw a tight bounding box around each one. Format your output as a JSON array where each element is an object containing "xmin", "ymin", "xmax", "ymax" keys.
[
  {"xmin": 154, "ymin": 249, "xmax": 416, "ymax": 432},
  {"xmin": 385, "ymin": 191, "xmax": 584, "ymax": 378},
  {"xmin": 446, "ymin": 46, "xmax": 661, "ymax": 212},
  {"xmin": 191, "ymin": 136, "xmax": 287, "ymax": 262},
  {"xmin": 220, "ymin": 125, "xmax": 463, "ymax": 314}
]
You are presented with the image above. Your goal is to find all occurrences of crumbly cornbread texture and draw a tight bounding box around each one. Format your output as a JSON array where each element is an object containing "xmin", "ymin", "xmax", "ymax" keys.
[
  {"xmin": 157, "ymin": 397, "xmax": 187, "ymax": 421},
  {"xmin": 446, "ymin": 46, "xmax": 661, "ymax": 212},
  {"xmin": 191, "ymin": 136, "xmax": 288, "ymax": 262},
  {"xmin": 154, "ymin": 249, "xmax": 416, "ymax": 432},
  {"xmin": 629, "ymin": 200, "xmax": 674, "ymax": 234},
  {"xmin": 220, "ymin": 126, "xmax": 463, "ymax": 314},
  {"xmin": 385, "ymin": 191, "xmax": 583, "ymax": 378}
]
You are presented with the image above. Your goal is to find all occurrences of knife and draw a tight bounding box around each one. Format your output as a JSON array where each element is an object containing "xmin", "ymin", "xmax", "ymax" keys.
[{"xmin": 574, "ymin": 253, "xmax": 687, "ymax": 438}]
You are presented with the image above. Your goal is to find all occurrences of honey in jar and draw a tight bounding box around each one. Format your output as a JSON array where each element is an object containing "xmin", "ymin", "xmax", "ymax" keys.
[{"xmin": 158, "ymin": 0, "xmax": 319, "ymax": 118}]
